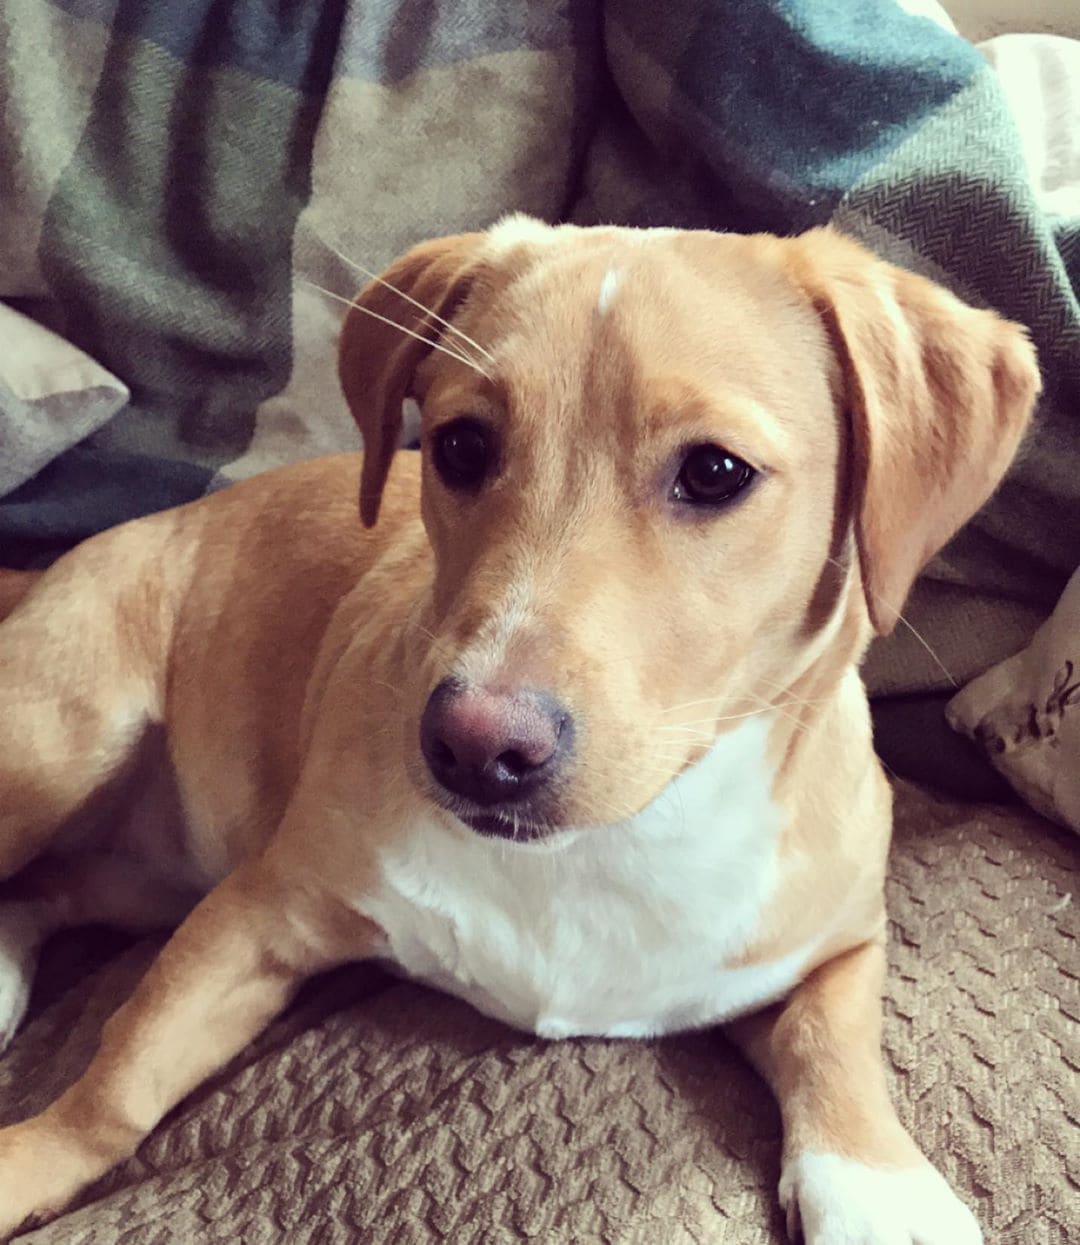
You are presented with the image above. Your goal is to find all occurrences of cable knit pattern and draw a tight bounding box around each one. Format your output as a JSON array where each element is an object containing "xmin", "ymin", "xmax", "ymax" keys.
[{"xmin": 0, "ymin": 783, "xmax": 1073, "ymax": 1244}]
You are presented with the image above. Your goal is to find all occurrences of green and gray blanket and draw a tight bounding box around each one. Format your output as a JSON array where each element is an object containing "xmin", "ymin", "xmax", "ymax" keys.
[{"xmin": 1, "ymin": 1, "xmax": 1078, "ymax": 782}]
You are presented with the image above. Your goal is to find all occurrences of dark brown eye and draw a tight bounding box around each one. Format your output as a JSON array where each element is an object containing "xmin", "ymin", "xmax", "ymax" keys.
[
  {"xmin": 673, "ymin": 444, "xmax": 755, "ymax": 506},
  {"xmin": 433, "ymin": 419, "xmax": 491, "ymax": 490}
]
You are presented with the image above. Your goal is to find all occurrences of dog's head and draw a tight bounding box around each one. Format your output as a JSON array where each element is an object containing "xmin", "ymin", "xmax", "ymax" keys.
[{"xmin": 339, "ymin": 218, "xmax": 1039, "ymax": 841}]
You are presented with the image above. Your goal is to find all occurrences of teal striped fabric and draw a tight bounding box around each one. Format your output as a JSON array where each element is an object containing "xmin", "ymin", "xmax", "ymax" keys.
[{"xmin": 1, "ymin": 2, "xmax": 1077, "ymax": 712}]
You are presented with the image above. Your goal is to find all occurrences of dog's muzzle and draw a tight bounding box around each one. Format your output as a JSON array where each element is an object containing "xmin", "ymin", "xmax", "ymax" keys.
[{"xmin": 419, "ymin": 678, "xmax": 573, "ymax": 839}]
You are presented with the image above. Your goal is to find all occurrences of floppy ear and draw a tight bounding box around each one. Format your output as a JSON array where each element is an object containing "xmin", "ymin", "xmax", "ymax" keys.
[
  {"xmin": 338, "ymin": 232, "xmax": 486, "ymax": 526},
  {"xmin": 787, "ymin": 230, "xmax": 1040, "ymax": 635}
]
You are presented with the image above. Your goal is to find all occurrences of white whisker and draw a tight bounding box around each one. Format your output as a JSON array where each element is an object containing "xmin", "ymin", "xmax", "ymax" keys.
[
  {"xmin": 658, "ymin": 696, "xmax": 724, "ymax": 716},
  {"xmin": 825, "ymin": 555, "xmax": 957, "ymax": 688},
  {"xmin": 892, "ymin": 614, "xmax": 959, "ymax": 689},
  {"xmin": 745, "ymin": 689, "xmax": 811, "ymax": 740},
  {"xmin": 302, "ymin": 280, "xmax": 490, "ymax": 378},
  {"xmin": 320, "ymin": 241, "xmax": 497, "ymax": 366}
]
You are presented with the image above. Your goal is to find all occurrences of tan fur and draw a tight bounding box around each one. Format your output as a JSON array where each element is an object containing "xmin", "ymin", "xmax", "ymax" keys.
[
  {"xmin": 730, "ymin": 940, "xmax": 921, "ymax": 1165},
  {"xmin": 0, "ymin": 220, "xmax": 1037, "ymax": 1237},
  {"xmin": 0, "ymin": 572, "xmax": 37, "ymax": 624}
]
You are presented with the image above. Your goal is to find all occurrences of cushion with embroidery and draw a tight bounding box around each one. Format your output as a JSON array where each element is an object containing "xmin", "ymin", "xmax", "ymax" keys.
[{"xmin": 947, "ymin": 567, "xmax": 1080, "ymax": 833}]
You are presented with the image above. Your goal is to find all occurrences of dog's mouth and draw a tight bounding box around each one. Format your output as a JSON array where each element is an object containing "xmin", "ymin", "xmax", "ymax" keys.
[
  {"xmin": 425, "ymin": 787, "xmax": 566, "ymax": 844},
  {"xmin": 457, "ymin": 808, "xmax": 557, "ymax": 843}
]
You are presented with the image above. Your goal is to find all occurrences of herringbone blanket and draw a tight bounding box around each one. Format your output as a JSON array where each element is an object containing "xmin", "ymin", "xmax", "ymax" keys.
[
  {"xmin": 2, "ymin": 784, "xmax": 1074, "ymax": 1244},
  {"xmin": 2, "ymin": 2, "xmax": 1079, "ymax": 680}
]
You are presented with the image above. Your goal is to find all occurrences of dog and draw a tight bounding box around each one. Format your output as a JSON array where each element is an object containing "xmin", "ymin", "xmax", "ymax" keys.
[{"xmin": 0, "ymin": 216, "xmax": 1038, "ymax": 1242}]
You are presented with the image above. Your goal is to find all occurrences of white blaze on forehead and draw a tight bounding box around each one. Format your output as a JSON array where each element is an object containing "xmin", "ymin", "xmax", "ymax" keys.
[
  {"xmin": 484, "ymin": 214, "xmax": 683, "ymax": 262},
  {"xmin": 597, "ymin": 268, "xmax": 622, "ymax": 315},
  {"xmin": 484, "ymin": 213, "xmax": 561, "ymax": 255}
]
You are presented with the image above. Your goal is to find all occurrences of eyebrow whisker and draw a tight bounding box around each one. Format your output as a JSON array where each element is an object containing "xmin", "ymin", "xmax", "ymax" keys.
[
  {"xmin": 319, "ymin": 241, "xmax": 497, "ymax": 367},
  {"xmin": 303, "ymin": 281, "xmax": 490, "ymax": 379}
]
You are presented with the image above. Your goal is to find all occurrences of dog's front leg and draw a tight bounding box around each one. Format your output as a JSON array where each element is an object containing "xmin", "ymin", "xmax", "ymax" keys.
[
  {"xmin": 729, "ymin": 940, "xmax": 981, "ymax": 1245},
  {"xmin": 0, "ymin": 860, "xmax": 377, "ymax": 1238}
]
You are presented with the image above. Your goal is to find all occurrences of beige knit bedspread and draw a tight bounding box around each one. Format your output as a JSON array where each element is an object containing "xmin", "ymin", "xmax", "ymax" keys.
[{"xmin": 3, "ymin": 783, "xmax": 1075, "ymax": 1244}]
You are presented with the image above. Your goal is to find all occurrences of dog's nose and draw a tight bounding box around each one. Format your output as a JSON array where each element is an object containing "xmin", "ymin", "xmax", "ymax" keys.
[{"xmin": 420, "ymin": 679, "xmax": 571, "ymax": 807}]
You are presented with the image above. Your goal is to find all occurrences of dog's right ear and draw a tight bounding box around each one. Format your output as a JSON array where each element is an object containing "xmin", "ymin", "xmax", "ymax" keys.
[{"xmin": 338, "ymin": 233, "xmax": 485, "ymax": 527}]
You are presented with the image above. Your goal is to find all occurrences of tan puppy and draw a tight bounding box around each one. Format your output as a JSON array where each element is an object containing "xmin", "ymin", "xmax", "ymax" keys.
[{"xmin": 0, "ymin": 217, "xmax": 1037, "ymax": 1242}]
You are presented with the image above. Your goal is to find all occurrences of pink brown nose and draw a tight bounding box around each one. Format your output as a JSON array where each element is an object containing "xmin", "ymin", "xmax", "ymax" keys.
[{"xmin": 420, "ymin": 679, "xmax": 572, "ymax": 810}]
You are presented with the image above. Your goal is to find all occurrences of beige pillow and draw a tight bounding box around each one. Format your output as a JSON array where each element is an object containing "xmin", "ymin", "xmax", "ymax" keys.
[{"xmin": 947, "ymin": 567, "xmax": 1080, "ymax": 832}]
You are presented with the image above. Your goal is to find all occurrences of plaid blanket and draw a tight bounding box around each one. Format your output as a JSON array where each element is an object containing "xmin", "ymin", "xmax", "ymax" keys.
[{"xmin": 1, "ymin": 0, "xmax": 1079, "ymax": 715}]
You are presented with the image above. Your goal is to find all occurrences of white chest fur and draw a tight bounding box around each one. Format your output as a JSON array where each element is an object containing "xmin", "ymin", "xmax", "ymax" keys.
[{"xmin": 358, "ymin": 715, "xmax": 816, "ymax": 1039}]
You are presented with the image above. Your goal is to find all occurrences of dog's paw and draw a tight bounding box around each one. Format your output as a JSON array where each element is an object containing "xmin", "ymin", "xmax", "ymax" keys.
[
  {"xmin": 779, "ymin": 1151, "xmax": 982, "ymax": 1245},
  {"xmin": 0, "ymin": 907, "xmax": 40, "ymax": 1052}
]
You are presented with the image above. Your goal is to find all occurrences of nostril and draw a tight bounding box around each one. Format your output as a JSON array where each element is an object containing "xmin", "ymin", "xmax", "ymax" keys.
[
  {"xmin": 430, "ymin": 737, "xmax": 457, "ymax": 769},
  {"xmin": 495, "ymin": 748, "xmax": 533, "ymax": 779}
]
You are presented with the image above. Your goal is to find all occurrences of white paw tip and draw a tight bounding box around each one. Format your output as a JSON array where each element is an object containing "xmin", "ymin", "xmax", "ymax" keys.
[{"xmin": 780, "ymin": 1151, "xmax": 982, "ymax": 1245}]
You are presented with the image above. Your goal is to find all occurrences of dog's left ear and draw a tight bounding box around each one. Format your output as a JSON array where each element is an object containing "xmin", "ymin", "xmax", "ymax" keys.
[
  {"xmin": 338, "ymin": 233, "xmax": 485, "ymax": 526},
  {"xmin": 787, "ymin": 230, "xmax": 1041, "ymax": 635}
]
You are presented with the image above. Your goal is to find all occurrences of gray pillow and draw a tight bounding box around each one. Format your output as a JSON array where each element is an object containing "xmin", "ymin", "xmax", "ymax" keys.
[{"xmin": 0, "ymin": 303, "xmax": 128, "ymax": 496}]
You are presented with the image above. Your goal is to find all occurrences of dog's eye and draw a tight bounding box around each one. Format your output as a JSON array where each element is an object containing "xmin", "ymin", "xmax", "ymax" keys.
[
  {"xmin": 432, "ymin": 419, "xmax": 491, "ymax": 490},
  {"xmin": 673, "ymin": 444, "xmax": 755, "ymax": 506}
]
